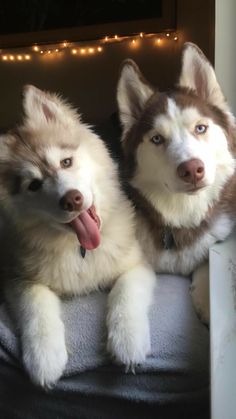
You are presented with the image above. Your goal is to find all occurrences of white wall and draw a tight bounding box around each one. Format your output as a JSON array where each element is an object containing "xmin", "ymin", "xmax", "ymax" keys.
[{"xmin": 215, "ymin": 0, "xmax": 236, "ymax": 114}]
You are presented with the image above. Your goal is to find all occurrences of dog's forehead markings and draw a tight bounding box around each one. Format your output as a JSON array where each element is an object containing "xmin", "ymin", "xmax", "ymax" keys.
[
  {"xmin": 167, "ymin": 98, "xmax": 178, "ymax": 119},
  {"xmin": 167, "ymin": 98, "xmax": 203, "ymax": 124},
  {"xmin": 154, "ymin": 98, "xmax": 204, "ymax": 131},
  {"xmin": 181, "ymin": 107, "xmax": 204, "ymax": 125}
]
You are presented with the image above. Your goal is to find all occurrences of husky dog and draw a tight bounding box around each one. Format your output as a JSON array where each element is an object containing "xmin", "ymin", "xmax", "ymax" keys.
[
  {"xmin": 0, "ymin": 85, "xmax": 156, "ymax": 387},
  {"xmin": 117, "ymin": 42, "xmax": 236, "ymax": 324}
]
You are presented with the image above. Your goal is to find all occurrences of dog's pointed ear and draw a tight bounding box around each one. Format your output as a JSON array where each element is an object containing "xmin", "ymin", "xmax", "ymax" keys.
[
  {"xmin": 178, "ymin": 43, "xmax": 230, "ymax": 114},
  {"xmin": 23, "ymin": 85, "xmax": 61, "ymax": 124},
  {"xmin": 117, "ymin": 60, "xmax": 154, "ymax": 135}
]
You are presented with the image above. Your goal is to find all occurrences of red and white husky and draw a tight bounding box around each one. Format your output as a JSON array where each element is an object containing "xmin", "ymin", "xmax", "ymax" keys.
[{"xmin": 117, "ymin": 42, "xmax": 236, "ymax": 323}]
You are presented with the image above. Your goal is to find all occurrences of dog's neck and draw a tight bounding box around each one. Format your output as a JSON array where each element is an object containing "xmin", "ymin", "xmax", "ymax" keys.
[
  {"xmin": 128, "ymin": 170, "xmax": 236, "ymax": 251},
  {"xmin": 127, "ymin": 184, "xmax": 212, "ymax": 250}
]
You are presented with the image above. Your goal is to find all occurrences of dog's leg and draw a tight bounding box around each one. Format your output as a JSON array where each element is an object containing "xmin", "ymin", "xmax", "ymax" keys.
[
  {"xmin": 7, "ymin": 283, "xmax": 68, "ymax": 387},
  {"xmin": 191, "ymin": 261, "xmax": 210, "ymax": 325},
  {"xmin": 107, "ymin": 264, "xmax": 156, "ymax": 370}
]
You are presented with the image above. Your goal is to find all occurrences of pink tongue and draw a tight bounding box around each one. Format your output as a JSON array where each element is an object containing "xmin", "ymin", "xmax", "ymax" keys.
[{"xmin": 70, "ymin": 210, "xmax": 100, "ymax": 250}]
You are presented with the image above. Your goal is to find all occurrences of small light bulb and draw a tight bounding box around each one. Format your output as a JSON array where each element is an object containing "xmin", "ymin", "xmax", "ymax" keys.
[
  {"xmin": 157, "ymin": 38, "xmax": 161, "ymax": 44},
  {"xmin": 47, "ymin": 50, "xmax": 51, "ymax": 54},
  {"xmin": 80, "ymin": 48, "xmax": 86, "ymax": 54},
  {"xmin": 89, "ymin": 48, "xmax": 94, "ymax": 53},
  {"xmin": 174, "ymin": 36, "xmax": 178, "ymax": 41},
  {"xmin": 114, "ymin": 35, "xmax": 118, "ymax": 40},
  {"xmin": 25, "ymin": 55, "xmax": 31, "ymax": 60},
  {"xmin": 33, "ymin": 45, "xmax": 39, "ymax": 52},
  {"xmin": 17, "ymin": 55, "xmax": 22, "ymax": 60},
  {"xmin": 63, "ymin": 42, "xmax": 68, "ymax": 47},
  {"xmin": 105, "ymin": 36, "xmax": 108, "ymax": 42},
  {"xmin": 132, "ymin": 39, "xmax": 136, "ymax": 44},
  {"xmin": 40, "ymin": 50, "xmax": 44, "ymax": 54},
  {"xmin": 10, "ymin": 55, "xmax": 14, "ymax": 61},
  {"xmin": 166, "ymin": 33, "xmax": 170, "ymax": 37},
  {"xmin": 55, "ymin": 49, "xmax": 59, "ymax": 52},
  {"xmin": 2, "ymin": 55, "xmax": 8, "ymax": 61},
  {"xmin": 72, "ymin": 49, "xmax": 77, "ymax": 54},
  {"xmin": 140, "ymin": 32, "xmax": 144, "ymax": 38}
]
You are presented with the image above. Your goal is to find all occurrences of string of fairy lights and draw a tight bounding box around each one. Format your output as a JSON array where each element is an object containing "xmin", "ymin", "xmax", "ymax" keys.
[{"xmin": 0, "ymin": 31, "xmax": 178, "ymax": 62}]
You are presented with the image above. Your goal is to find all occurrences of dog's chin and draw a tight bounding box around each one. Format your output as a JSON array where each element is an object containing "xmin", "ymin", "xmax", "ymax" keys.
[
  {"xmin": 170, "ymin": 182, "xmax": 209, "ymax": 195},
  {"xmin": 185, "ymin": 184, "xmax": 208, "ymax": 195}
]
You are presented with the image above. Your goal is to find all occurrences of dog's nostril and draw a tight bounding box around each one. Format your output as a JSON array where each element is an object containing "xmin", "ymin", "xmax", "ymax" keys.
[
  {"xmin": 74, "ymin": 194, "xmax": 82, "ymax": 203},
  {"xmin": 197, "ymin": 167, "xmax": 204, "ymax": 174},
  {"xmin": 66, "ymin": 202, "xmax": 74, "ymax": 212},
  {"xmin": 183, "ymin": 170, "xmax": 190, "ymax": 178}
]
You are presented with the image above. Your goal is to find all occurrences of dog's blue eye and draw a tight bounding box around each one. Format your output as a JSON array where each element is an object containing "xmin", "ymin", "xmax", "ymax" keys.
[
  {"xmin": 150, "ymin": 134, "xmax": 165, "ymax": 146},
  {"xmin": 61, "ymin": 158, "xmax": 72, "ymax": 168},
  {"xmin": 195, "ymin": 124, "xmax": 208, "ymax": 134},
  {"xmin": 28, "ymin": 179, "xmax": 43, "ymax": 192}
]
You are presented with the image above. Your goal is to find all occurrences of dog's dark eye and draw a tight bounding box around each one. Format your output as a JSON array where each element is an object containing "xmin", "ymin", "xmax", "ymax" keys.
[
  {"xmin": 195, "ymin": 124, "xmax": 208, "ymax": 134},
  {"xmin": 28, "ymin": 179, "xmax": 43, "ymax": 192},
  {"xmin": 61, "ymin": 158, "xmax": 72, "ymax": 168},
  {"xmin": 150, "ymin": 134, "xmax": 165, "ymax": 146}
]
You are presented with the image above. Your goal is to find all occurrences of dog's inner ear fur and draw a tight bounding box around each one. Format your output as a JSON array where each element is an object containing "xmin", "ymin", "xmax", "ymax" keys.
[
  {"xmin": 41, "ymin": 102, "xmax": 56, "ymax": 122},
  {"xmin": 117, "ymin": 60, "xmax": 154, "ymax": 135},
  {"xmin": 23, "ymin": 85, "xmax": 59, "ymax": 124},
  {"xmin": 178, "ymin": 42, "xmax": 229, "ymax": 113}
]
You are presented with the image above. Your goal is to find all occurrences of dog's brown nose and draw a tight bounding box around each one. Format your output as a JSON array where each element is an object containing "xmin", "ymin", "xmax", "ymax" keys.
[
  {"xmin": 177, "ymin": 159, "xmax": 205, "ymax": 184},
  {"xmin": 59, "ymin": 189, "xmax": 83, "ymax": 212}
]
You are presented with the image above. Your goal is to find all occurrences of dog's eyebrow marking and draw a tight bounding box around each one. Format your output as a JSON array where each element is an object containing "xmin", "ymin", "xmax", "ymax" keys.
[{"xmin": 58, "ymin": 142, "xmax": 78, "ymax": 150}]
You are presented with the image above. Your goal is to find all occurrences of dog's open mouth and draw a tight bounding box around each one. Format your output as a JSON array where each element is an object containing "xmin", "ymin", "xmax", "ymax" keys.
[{"xmin": 69, "ymin": 205, "xmax": 101, "ymax": 250}]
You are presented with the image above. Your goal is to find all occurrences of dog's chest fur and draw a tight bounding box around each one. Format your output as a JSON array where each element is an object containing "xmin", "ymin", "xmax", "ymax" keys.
[
  {"xmin": 8, "ymin": 201, "xmax": 141, "ymax": 297},
  {"xmin": 129, "ymin": 179, "xmax": 236, "ymax": 275}
]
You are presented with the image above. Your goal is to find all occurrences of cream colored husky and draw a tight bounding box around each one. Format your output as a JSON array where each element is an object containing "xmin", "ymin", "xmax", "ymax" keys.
[{"xmin": 0, "ymin": 85, "xmax": 156, "ymax": 387}]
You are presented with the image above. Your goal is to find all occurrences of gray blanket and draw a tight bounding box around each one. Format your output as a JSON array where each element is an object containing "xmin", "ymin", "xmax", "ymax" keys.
[
  {"xmin": 0, "ymin": 275, "xmax": 209, "ymax": 419},
  {"xmin": 0, "ymin": 275, "xmax": 209, "ymax": 378}
]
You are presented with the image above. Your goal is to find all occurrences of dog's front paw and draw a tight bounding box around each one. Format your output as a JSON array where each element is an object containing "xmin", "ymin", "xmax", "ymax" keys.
[
  {"xmin": 191, "ymin": 283, "xmax": 210, "ymax": 325},
  {"xmin": 22, "ymin": 320, "xmax": 68, "ymax": 388},
  {"xmin": 107, "ymin": 312, "xmax": 150, "ymax": 370},
  {"xmin": 191, "ymin": 262, "xmax": 210, "ymax": 325}
]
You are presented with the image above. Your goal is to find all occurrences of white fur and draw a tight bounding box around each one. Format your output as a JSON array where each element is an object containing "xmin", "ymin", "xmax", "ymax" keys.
[
  {"xmin": 107, "ymin": 264, "xmax": 156, "ymax": 368},
  {"xmin": 0, "ymin": 86, "xmax": 156, "ymax": 387},
  {"xmin": 20, "ymin": 284, "xmax": 68, "ymax": 387}
]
